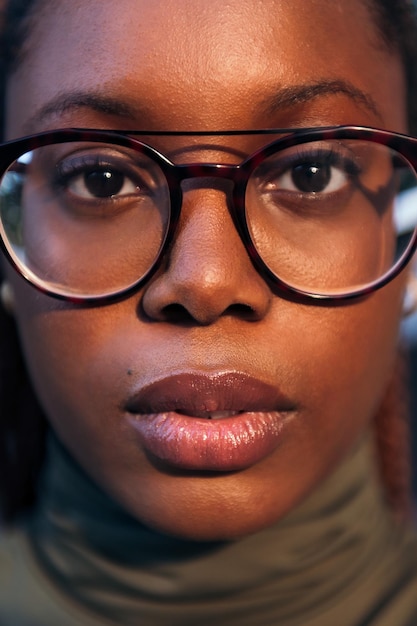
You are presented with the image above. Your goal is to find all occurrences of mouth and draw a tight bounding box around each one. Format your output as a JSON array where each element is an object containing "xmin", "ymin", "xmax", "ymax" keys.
[
  {"xmin": 125, "ymin": 372, "xmax": 296, "ymax": 471},
  {"xmin": 178, "ymin": 409, "xmax": 243, "ymax": 419}
]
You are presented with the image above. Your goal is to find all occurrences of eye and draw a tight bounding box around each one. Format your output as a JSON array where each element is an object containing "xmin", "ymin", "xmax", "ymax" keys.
[
  {"xmin": 46, "ymin": 148, "xmax": 164, "ymax": 219},
  {"xmin": 262, "ymin": 148, "xmax": 361, "ymax": 196},
  {"xmin": 55, "ymin": 154, "xmax": 146, "ymax": 201},
  {"xmin": 66, "ymin": 166, "xmax": 139, "ymax": 199},
  {"xmin": 278, "ymin": 160, "xmax": 347, "ymax": 194}
]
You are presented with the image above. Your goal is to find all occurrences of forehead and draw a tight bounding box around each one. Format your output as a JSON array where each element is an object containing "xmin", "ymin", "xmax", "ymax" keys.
[{"xmin": 6, "ymin": 0, "xmax": 406, "ymax": 136}]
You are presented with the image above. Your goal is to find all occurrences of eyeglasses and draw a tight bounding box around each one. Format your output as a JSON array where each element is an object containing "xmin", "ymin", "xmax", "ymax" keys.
[{"xmin": 0, "ymin": 125, "xmax": 417, "ymax": 304}]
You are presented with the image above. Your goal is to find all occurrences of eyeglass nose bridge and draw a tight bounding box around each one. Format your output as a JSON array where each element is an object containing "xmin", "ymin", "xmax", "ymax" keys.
[
  {"xmin": 164, "ymin": 160, "xmax": 249, "ymax": 232},
  {"xmin": 159, "ymin": 160, "xmax": 260, "ymax": 279},
  {"xmin": 166, "ymin": 160, "xmax": 249, "ymax": 220},
  {"xmin": 172, "ymin": 161, "xmax": 245, "ymax": 184}
]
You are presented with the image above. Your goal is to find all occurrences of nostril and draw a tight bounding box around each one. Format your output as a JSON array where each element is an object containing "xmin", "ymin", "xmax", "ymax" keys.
[
  {"xmin": 157, "ymin": 302, "xmax": 261, "ymax": 326},
  {"xmin": 160, "ymin": 303, "xmax": 197, "ymax": 325},
  {"xmin": 224, "ymin": 303, "xmax": 260, "ymax": 321}
]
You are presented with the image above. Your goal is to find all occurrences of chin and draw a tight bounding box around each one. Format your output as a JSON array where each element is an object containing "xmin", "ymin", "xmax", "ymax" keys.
[
  {"xmin": 122, "ymin": 488, "xmax": 293, "ymax": 542},
  {"xmin": 142, "ymin": 513, "xmax": 277, "ymax": 542}
]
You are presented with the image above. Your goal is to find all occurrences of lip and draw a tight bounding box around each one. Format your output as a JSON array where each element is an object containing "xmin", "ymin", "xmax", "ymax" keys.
[{"xmin": 125, "ymin": 372, "xmax": 296, "ymax": 471}]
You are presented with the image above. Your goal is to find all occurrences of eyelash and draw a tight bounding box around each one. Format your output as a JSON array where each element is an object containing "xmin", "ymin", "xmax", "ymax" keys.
[
  {"xmin": 52, "ymin": 154, "xmax": 150, "ymax": 200},
  {"xmin": 259, "ymin": 147, "xmax": 362, "ymax": 190}
]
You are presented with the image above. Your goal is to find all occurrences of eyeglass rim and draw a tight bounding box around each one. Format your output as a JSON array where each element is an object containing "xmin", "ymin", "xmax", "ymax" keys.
[{"xmin": 0, "ymin": 124, "xmax": 417, "ymax": 306}]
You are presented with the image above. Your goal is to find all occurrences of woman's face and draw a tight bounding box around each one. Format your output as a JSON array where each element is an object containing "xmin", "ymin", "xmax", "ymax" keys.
[{"xmin": 4, "ymin": 0, "xmax": 408, "ymax": 539}]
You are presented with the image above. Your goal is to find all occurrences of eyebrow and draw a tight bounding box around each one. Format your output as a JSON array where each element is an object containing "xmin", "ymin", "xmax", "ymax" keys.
[
  {"xmin": 23, "ymin": 92, "xmax": 141, "ymax": 132},
  {"xmin": 23, "ymin": 79, "xmax": 381, "ymax": 132},
  {"xmin": 260, "ymin": 79, "xmax": 381, "ymax": 119}
]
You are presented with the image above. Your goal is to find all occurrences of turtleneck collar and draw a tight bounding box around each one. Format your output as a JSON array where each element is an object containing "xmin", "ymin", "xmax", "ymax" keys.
[{"xmin": 27, "ymin": 432, "xmax": 403, "ymax": 625}]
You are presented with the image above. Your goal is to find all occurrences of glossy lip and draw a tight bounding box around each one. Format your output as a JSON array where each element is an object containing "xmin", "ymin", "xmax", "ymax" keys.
[{"xmin": 125, "ymin": 372, "xmax": 297, "ymax": 471}]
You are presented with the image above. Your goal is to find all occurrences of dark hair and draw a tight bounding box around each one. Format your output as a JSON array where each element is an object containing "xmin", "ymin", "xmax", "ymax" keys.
[
  {"xmin": 0, "ymin": 0, "xmax": 416, "ymax": 523},
  {"xmin": 366, "ymin": 0, "xmax": 417, "ymax": 133}
]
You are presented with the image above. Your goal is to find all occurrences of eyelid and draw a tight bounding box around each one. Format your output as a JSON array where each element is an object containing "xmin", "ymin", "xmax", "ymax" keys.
[
  {"xmin": 51, "ymin": 149, "xmax": 157, "ymax": 193},
  {"xmin": 256, "ymin": 144, "xmax": 363, "ymax": 185}
]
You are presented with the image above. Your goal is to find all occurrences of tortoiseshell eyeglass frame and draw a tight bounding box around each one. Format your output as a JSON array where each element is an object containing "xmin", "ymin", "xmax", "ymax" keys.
[{"xmin": 0, "ymin": 124, "xmax": 417, "ymax": 306}]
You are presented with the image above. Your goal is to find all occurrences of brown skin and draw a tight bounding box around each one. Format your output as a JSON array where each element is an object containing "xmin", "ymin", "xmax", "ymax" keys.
[{"xmin": 3, "ymin": 0, "xmax": 409, "ymax": 539}]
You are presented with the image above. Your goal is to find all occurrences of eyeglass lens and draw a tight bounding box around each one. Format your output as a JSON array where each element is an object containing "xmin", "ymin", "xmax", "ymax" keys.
[
  {"xmin": 0, "ymin": 137, "xmax": 416, "ymax": 298},
  {"xmin": 0, "ymin": 142, "xmax": 171, "ymax": 296},
  {"xmin": 246, "ymin": 139, "xmax": 416, "ymax": 295}
]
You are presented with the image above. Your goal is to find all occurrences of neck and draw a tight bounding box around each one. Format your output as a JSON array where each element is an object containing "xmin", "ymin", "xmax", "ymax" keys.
[{"xmin": 28, "ymin": 432, "xmax": 395, "ymax": 625}]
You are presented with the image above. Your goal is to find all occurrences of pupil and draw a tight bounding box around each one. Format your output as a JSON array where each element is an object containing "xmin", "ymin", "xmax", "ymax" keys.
[
  {"xmin": 292, "ymin": 163, "xmax": 330, "ymax": 193},
  {"xmin": 85, "ymin": 170, "xmax": 124, "ymax": 197}
]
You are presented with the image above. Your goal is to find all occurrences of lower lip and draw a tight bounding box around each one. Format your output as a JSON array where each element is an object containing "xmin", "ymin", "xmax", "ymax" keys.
[{"xmin": 127, "ymin": 410, "xmax": 293, "ymax": 471}]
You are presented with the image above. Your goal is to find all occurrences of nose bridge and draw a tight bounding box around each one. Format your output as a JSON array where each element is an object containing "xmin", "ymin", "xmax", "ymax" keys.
[
  {"xmin": 176, "ymin": 163, "xmax": 243, "ymax": 252},
  {"xmin": 174, "ymin": 162, "xmax": 242, "ymax": 235}
]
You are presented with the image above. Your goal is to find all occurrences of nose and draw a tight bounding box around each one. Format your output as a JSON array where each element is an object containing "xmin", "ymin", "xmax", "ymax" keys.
[{"xmin": 141, "ymin": 183, "xmax": 271, "ymax": 325}]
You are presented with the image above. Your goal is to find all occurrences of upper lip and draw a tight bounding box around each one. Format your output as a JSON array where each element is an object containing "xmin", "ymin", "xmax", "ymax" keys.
[{"xmin": 124, "ymin": 371, "xmax": 295, "ymax": 415}]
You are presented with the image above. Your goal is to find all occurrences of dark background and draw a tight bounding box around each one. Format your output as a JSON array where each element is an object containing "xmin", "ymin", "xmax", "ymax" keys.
[{"xmin": 401, "ymin": 316, "xmax": 417, "ymax": 496}]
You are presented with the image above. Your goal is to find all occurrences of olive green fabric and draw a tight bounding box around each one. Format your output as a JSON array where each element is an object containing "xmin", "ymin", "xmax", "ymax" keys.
[{"xmin": 1, "ymin": 433, "xmax": 417, "ymax": 625}]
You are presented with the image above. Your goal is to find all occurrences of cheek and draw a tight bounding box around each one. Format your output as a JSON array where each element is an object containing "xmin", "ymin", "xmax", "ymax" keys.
[
  {"xmin": 286, "ymin": 277, "xmax": 405, "ymax": 438},
  {"xmin": 12, "ymin": 297, "xmax": 131, "ymax": 423}
]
